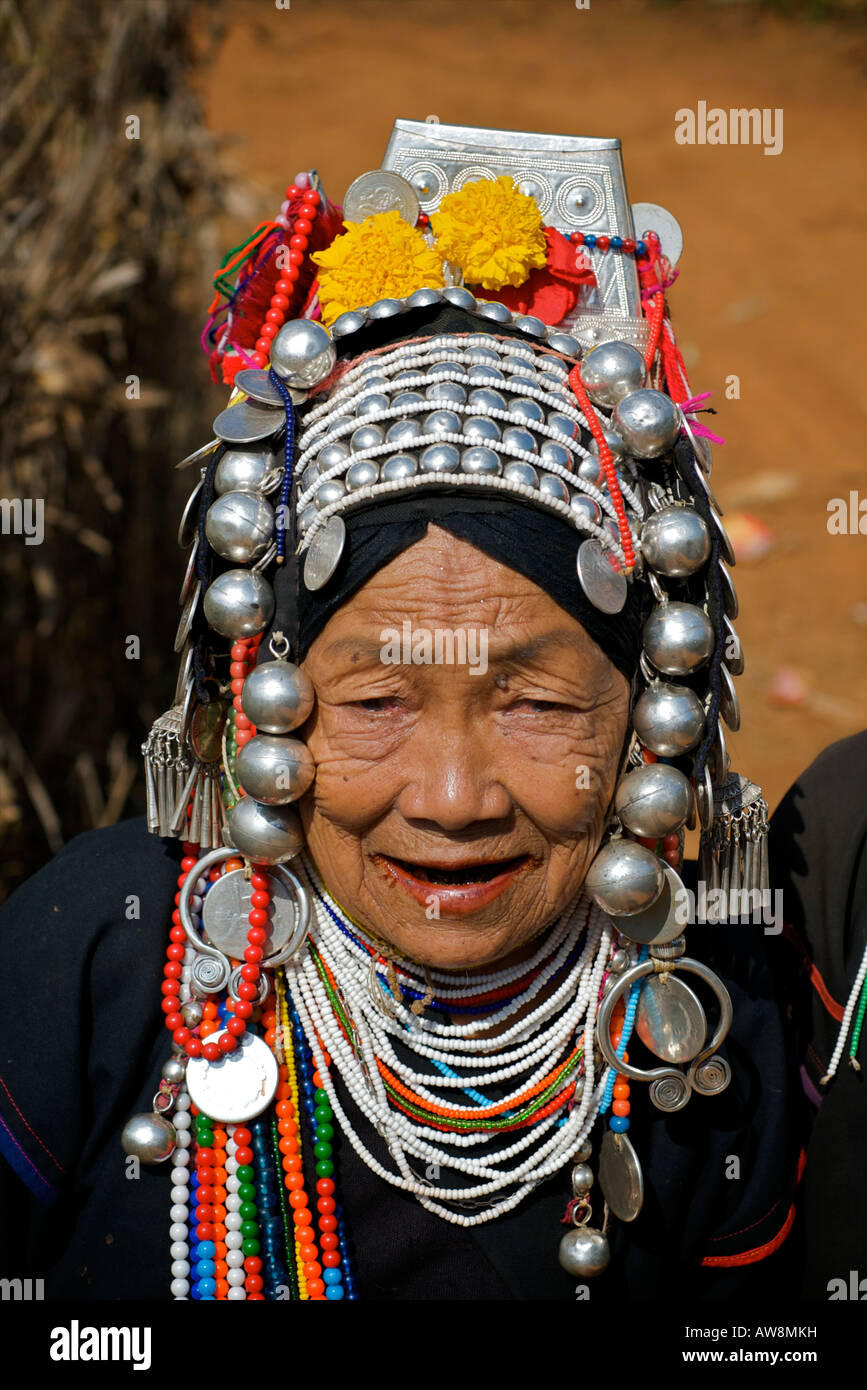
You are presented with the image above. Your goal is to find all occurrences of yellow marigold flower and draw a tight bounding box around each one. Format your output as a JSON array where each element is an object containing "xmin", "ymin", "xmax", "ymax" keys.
[
  {"xmin": 311, "ymin": 211, "xmax": 445, "ymax": 326},
  {"xmin": 430, "ymin": 175, "xmax": 548, "ymax": 291}
]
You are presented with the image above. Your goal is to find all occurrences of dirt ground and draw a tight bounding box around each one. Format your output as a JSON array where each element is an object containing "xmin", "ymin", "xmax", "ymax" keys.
[{"xmin": 198, "ymin": 0, "xmax": 866, "ymax": 818}]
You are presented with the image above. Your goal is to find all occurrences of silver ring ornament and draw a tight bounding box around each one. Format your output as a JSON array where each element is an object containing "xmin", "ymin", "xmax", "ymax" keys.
[{"xmin": 596, "ymin": 956, "xmax": 733, "ymax": 1110}]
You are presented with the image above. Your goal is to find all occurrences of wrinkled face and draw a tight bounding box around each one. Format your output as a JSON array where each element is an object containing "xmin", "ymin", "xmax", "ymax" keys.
[{"xmin": 299, "ymin": 526, "xmax": 630, "ymax": 970}]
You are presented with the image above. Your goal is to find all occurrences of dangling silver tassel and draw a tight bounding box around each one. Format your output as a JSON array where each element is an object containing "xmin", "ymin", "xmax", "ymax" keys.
[
  {"xmin": 141, "ymin": 705, "xmax": 192, "ymax": 838},
  {"xmin": 698, "ymin": 773, "xmax": 769, "ymax": 917}
]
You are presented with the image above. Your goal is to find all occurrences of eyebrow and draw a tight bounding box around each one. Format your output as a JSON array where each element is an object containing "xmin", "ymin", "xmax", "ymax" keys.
[{"xmin": 320, "ymin": 628, "xmax": 598, "ymax": 666}]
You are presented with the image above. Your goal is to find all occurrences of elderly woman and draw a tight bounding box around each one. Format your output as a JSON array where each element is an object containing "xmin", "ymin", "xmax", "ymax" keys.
[{"xmin": 0, "ymin": 123, "xmax": 804, "ymax": 1301}]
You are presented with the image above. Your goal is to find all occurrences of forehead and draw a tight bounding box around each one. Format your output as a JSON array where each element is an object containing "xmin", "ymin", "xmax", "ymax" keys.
[{"xmin": 308, "ymin": 526, "xmax": 613, "ymax": 672}]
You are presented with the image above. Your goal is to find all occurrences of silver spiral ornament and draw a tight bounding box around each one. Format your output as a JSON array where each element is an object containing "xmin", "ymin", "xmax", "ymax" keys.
[
  {"xmin": 191, "ymin": 951, "xmax": 231, "ymax": 996},
  {"xmin": 648, "ymin": 1073, "xmax": 691, "ymax": 1112},
  {"xmin": 689, "ymin": 1054, "xmax": 732, "ymax": 1096},
  {"xmin": 229, "ymin": 964, "xmax": 270, "ymax": 1007}
]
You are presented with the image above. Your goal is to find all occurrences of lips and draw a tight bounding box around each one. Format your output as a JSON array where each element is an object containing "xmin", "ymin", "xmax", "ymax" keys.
[{"xmin": 372, "ymin": 852, "xmax": 533, "ymax": 914}]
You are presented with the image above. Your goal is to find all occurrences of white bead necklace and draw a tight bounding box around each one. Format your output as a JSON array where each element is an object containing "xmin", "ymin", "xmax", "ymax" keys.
[{"xmin": 284, "ymin": 856, "xmax": 615, "ymax": 1227}]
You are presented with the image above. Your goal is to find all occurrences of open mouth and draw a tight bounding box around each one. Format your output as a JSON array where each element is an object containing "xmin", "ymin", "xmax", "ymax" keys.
[{"xmin": 385, "ymin": 854, "xmax": 530, "ymax": 885}]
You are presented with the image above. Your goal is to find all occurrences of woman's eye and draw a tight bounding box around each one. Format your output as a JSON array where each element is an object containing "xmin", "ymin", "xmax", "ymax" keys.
[
  {"xmin": 352, "ymin": 696, "xmax": 402, "ymax": 712},
  {"xmin": 512, "ymin": 697, "xmax": 570, "ymax": 712}
]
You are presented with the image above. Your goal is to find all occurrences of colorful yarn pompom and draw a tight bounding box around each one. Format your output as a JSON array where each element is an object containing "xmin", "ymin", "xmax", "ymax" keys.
[{"xmin": 430, "ymin": 175, "xmax": 547, "ymax": 291}]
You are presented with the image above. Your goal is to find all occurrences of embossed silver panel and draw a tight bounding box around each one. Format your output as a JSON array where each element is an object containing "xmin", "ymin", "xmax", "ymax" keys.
[{"xmin": 381, "ymin": 119, "xmax": 641, "ymax": 326}]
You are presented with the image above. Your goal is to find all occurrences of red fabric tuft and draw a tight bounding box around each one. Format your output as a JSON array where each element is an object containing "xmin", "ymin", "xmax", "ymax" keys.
[{"xmin": 471, "ymin": 227, "xmax": 596, "ymax": 325}]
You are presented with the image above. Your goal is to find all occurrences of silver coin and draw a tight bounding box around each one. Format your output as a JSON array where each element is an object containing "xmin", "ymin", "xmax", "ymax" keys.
[
  {"xmin": 614, "ymin": 860, "xmax": 686, "ymax": 946},
  {"xmin": 635, "ymin": 973, "xmax": 707, "ymax": 1064},
  {"xmin": 719, "ymin": 663, "xmax": 740, "ymax": 732},
  {"xmin": 304, "ymin": 514, "xmax": 346, "ymax": 591},
  {"xmin": 213, "ymin": 399, "xmax": 285, "ymax": 446},
  {"xmin": 234, "ymin": 368, "xmax": 307, "ymax": 409},
  {"xmin": 576, "ymin": 538, "xmax": 628, "ymax": 614},
  {"xmin": 631, "ymin": 201, "xmax": 684, "ymax": 267},
  {"xmin": 343, "ymin": 169, "xmax": 420, "ymax": 225},
  {"xmin": 175, "ymin": 438, "xmax": 220, "ymax": 472},
  {"xmin": 178, "ymin": 537, "xmax": 199, "ymax": 605},
  {"xmin": 177, "ymin": 475, "xmax": 204, "ymax": 548},
  {"xmin": 719, "ymin": 562, "xmax": 738, "ymax": 620},
  {"xmin": 185, "ymin": 1029, "xmax": 279, "ymax": 1124},
  {"xmin": 598, "ymin": 1130, "xmax": 644, "ymax": 1223},
  {"xmin": 174, "ymin": 579, "xmax": 201, "ymax": 654},
  {"xmin": 173, "ymin": 642, "xmax": 193, "ymax": 706},
  {"xmin": 710, "ymin": 508, "xmax": 736, "ymax": 567},
  {"xmin": 202, "ymin": 867, "xmax": 297, "ymax": 959}
]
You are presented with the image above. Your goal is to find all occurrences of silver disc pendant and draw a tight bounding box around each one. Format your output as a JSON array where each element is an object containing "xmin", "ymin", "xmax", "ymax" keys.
[
  {"xmin": 598, "ymin": 1129, "xmax": 644, "ymax": 1223},
  {"xmin": 234, "ymin": 368, "xmax": 307, "ymax": 409},
  {"xmin": 343, "ymin": 169, "xmax": 420, "ymax": 225},
  {"xmin": 304, "ymin": 515, "xmax": 346, "ymax": 591},
  {"xmin": 185, "ymin": 1030, "xmax": 278, "ymax": 1124},
  {"xmin": 214, "ymin": 399, "xmax": 284, "ymax": 446},
  {"xmin": 614, "ymin": 860, "xmax": 685, "ymax": 946},
  {"xmin": 635, "ymin": 972, "xmax": 707, "ymax": 1064},
  {"xmin": 576, "ymin": 538, "xmax": 628, "ymax": 614},
  {"xmin": 203, "ymin": 867, "xmax": 297, "ymax": 959},
  {"xmin": 178, "ymin": 476, "xmax": 205, "ymax": 548},
  {"xmin": 176, "ymin": 438, "xmax": 220, "ymax": 472},
  {"xmin": 630, "ymin": 201, "xmax": 684, "ymax": 267},
  {"xmin": 178, "ymin": 538, "xmax": 199, "ymax": 605}
]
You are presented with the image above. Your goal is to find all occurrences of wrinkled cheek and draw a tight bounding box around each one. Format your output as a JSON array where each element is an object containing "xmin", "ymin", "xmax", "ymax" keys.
[{"xmin": 300, "ymin": 742, "xmax": 395, "ymax": 835}]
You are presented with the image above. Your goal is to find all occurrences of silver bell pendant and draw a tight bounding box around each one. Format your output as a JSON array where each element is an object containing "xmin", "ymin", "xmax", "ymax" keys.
[{"xmin": 558, "ymin": 1225, "xmax": 611, "ymax": 1279}]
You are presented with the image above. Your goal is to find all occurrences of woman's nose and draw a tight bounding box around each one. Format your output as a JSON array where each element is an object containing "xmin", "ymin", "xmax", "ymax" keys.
[{"xmin": 394, "ymin": 721, "xmax": 512, "ymax": 832}]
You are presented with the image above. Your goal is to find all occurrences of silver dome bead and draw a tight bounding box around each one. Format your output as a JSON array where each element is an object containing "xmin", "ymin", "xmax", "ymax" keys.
[
  {"xmin": 423, "ymin": 409, "xmax": 462, "ymax": 435},
  {"xmin": 571, "ymin": 1163, "xmax": 594, "ymax": 1196},
  {"xmin": 350, "ymin": 423, "xmax": 384, "ymax": 451},
  {"xmin": 475, "ymin": 299, "xmax": 511, "ymax": 322},
  {"xmin": 588, "ymin": 427, "xmax": 628, "ymax": 462},
  {"xmin": 331, "ymin": 309, "xmax": 367, "ymax": 338},
  {"xmin": 641, "ymin": 505, "xmax": 711, "ymax": 577},
  {"xmin": 236, "ymin": 735, "xmax": 315, "ymax": 805},
  {"xmin": 502, "ymin": 426, "xmax": 537, "ymax": 455},
  {"xmin": 381, "ymin": 453, "xmax": 419, "ymax": 481},
  {"xmin": 632, "ymin": 681, "xmax": 706, "ymax": 757},
  {"xmin": 442, "ymin": 285, "xmax": 477, "ymax": 311},
  {"xmin": 121, "ymin": 1112, "xmax": 176, "ymax": 1164},
  {"xmin": 392, "ymin": 390, "xmax": 424, "ymax": 408},
  {"xmin": 509, "ymin": 375, "xmax": 540, "ymax": 394},
  {"xmin": 465, "ymin": 348, "xmax": 499, "ymax": 365},
  {"xmin": 514, "ymin": 313, "xmax": 547, "ymax": 337},
  {"xmin": 614, "ymin": 763, "xmax": 693, "ymax": 839},
  {"xmin": 315, "ymin": 479, "xmax": 347, "ymax": 510},
  {"xmin": 214, "ymin": 448, "xmax": 275, "ymax": 495},
  {"xmin": 577, "ymin": 457, "xmax": 603, "ymax": 487},
  {"xmin": 204, "ymin": 570, "xmax": 274, "ymax": 638},
  {"xmin": 205, "ymin": 491, "xmax": 274, "ymax": 564},
  {"xmin": 547, "ymin": 411, "xmax": 580, "ymax": 441},
  {"xmin": 467, "ymin": 365, "xmax": 505, "ymax": 384},
  {"xmin": 539, "ymin": 473, "xmax": 570, "ymax": 504},
  {"xmin": 300, "ymin": 463, "xmax": 321, "ymax": 493},
  {"xmin": 539, "ymin": 439, "xmax": 573, "ymax": 469},
  {"xmin": 162, "ymin": 1055, "xmax": 187, "ymax": 1084},
  {"xmin": 461, "ymin": 446, "xmax": 502, "ymax": 476},
  {"xmin": 585, "ymin": 840, "xmax": 665, "ymax": 917},
  {"xmin": 464, "ymin": 415, "xmax": 501, "ymax": 443},
  {"xmin": 503, "ymin": 461, "xmax": 539, "ymax": 488},
  {"xmin": 427, "ymin": 361, "xmax": 463, "ymax": 379},
  {"xmin": 581, "ymin": 340, "xmax": 646, "ymax": 407},
  {"xmin": 386, "ymin": 419, "xmax": 422, "ymax": 446},
  {"xmin": 510, "ymin": 397, "xmax": 545, "ymax": 424},
  {"xmin": 547, "ymin": 331, "xmax": 582, "ymax": 357},
  {"xmin": 356, "ymin": 392, "xmax": 390, "ymax": 418},
  {"xmin": 270, "ymin": 319, "xmax": 336, "ymax": 388},
  {"xmin": 643, "ymin": 602, "xmax": 715, "ymax": 675},
  {"xmin": 298, "ymin": 504, "xmax": 317, "ymax": 535},
  {"xmin": 406, "ymin": 287, "xmax": 443, "ymax": 309},
  {"xmin": 420, "ymin": 443, "xmax": 461, "ymax": 472},
  {"xmin": 468, "ymin": 388, "xmax": 506, "ymax": 413},
  {"xmin": 368, "ymin": 297, "xmax": 403, "ymax": 320},
  {"xmin": 570, "ymin": 495, "xmax": 602, "ymax": 525},
  {"xmin": 425, "ymin": 380, "xmax": 467, "ymax": 404},
  {"xmin": 613, "ymin": 389, "xmax": 681, "ymax": 459},
  {"xmin": 558, "ymin": 1227, "xmax": 610, "ymax": 1278},
  {"xmin": 226, "ymin": 798, "xmax": 304, "ymax": 865},
  {"xmin": 181, "ymin": 1000, "xmax": 204, "ymax": 1026},
  {"xmin": 346, "ymin": 459, "xmax": 380, "ymax": 490},
  {"xmin": 241, "ymin": 659, "xmax": 315, "ymax": 733}
]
